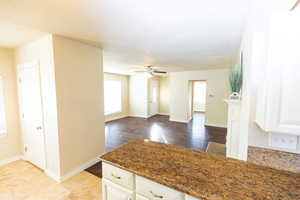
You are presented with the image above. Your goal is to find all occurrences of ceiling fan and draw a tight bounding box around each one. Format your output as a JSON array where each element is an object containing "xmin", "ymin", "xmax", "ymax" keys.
[
  {"xmin": 134, "ymin": 66, "xmax": 168, "ymax": 76},
  {"xmin": 291, "ymin": 0, "xmax": 300, "ymax": 10}
]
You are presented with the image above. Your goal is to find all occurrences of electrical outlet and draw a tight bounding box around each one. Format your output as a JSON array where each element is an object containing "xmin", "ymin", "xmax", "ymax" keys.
[{"xmin": 270, "ymin": 133, "xmax": 298, "ymax": 150}]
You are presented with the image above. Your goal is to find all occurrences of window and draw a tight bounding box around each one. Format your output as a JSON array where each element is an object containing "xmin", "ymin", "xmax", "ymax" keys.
[
  {"xmin": 0, "ymin": 77, "xmax": 6, "ymax": 135},
  {"xmin": 104, "ymin": 80, "xmax": 122, "ymax": 115}
]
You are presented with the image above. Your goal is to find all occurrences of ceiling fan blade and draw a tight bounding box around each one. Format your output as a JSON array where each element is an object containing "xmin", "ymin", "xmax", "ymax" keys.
[
  {"xmin": 291, "ymin": 0, "xmax": 300, "ymax": 10},
  {"xmin": 153, "ymin": 71, "xmax": 167, "ymax": 74},
  {"xmin": 134, "ymin": 70, "xmax": 147, "ymax": 72}
]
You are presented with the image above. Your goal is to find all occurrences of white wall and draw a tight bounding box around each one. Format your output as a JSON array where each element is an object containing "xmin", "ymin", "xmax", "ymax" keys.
[
  {"xmin": 52, "ymin": 35, "xmax": 105, "ymax": 176},
  {"xmin": 15, "ymin": 34, "xmax": 105, "ymax": 179},
  {"xmin": 240, "ymin": 0, "xmax": 300, "ymax": 154},
  {"xmin": 169, "ymin": 69, "xmax": 230, "ymax": 125},
  {"xmin": 0, "ymin": 47, "xmax": 22, "ymax": 164}
]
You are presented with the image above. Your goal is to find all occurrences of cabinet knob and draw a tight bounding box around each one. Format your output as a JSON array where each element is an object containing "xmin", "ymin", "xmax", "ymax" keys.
[
  {"xmin": 111, "ymin": 173, "xmax": 121, "ymax": 179},
  {"xmin": 150, "ymin": 191, "xmax": 164, "ymax": 199}
]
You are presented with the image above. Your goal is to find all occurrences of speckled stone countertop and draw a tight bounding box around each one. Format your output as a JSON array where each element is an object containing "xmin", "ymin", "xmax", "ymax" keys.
[
  {"xmin": 100, "ymin": 139, "xmax": 300, "ymax": 200},
  {"xmin": 248, "ymin": 146, "xmax": 300, "ymax": 173}
]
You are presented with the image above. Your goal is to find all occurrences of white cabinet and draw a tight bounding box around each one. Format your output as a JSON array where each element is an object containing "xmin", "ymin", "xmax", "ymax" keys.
[
  {"xmin": 102, "ymin": 162, "xmax": 134, "ymax": 190},
  {"xmin": 102, "ymin": 178, "xmax": 134, "ymax": 200},
  {"xmin": 102, "ymin": 163, "xmax": 201, "ymax": 200},
  {"xmin": 136, "ymin": 175, "xmax": 184, "ymax": 200},
  {"xmin": 136, "ymin": 194, "xmax": 149, "ymax": 200},
  {"xmin": 185, "ymin": 195, "xmax": 201, "ymax": 200},
  {"xmin": 255, "ymin": 12, "xmax": 300, "ymax": 136}
]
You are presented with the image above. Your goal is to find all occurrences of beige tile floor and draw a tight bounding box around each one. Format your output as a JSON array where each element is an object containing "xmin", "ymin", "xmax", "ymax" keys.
[{"xmin": 0, "ymin": 160, "xmax": 101, "ymax": 200}]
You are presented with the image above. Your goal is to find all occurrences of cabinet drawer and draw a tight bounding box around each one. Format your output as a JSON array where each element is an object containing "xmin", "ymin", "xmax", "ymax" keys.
[
  {"xmin": 185, "ymin": 195, "xmax": 201, "ymax": 200},
  {"xmin": 136, "ymin": 194, "xmax": 149, "ymax": 200},
  {"xmin": 136, "ymin": 175, "xmax": 184, "ymax": 200},
  {"xmin": 102, "ymin": 162, "xmax": 134, "ymax": 190}
]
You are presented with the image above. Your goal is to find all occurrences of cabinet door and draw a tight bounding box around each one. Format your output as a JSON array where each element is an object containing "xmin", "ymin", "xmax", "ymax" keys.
[
  {"xmin": 266, "ymin": 13, "xmax": 300, "ymax": 135},
  {"xmin": 102, "ymin": 178, "xmax": 134, "ymax": 200}
]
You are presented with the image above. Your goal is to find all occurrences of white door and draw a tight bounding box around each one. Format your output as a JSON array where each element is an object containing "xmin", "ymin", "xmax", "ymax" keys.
[
  {"xmin": 18, "ymin": 63, "xmax": 46, "ymax": 169},
  {"xmin": 102, "ymin": 179, "xmax": 134, "ymax": 200},
  {"xmin": 149, "ymin": 79, "xmax": 159, "ymax": 117}
]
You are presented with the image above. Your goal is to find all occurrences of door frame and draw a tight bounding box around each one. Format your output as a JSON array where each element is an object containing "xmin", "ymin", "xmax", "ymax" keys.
[
  {"xmin": 17, "ymin": 61, "xmax": 47, "ymax": 170},
  {"xmin": 188, "ymin": 80, "xmax": 208, "ymax": 121}
]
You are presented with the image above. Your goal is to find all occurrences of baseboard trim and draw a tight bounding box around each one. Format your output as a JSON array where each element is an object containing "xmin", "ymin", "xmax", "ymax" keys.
[
  {"xmin": 158, "ymin": 113, "xmax": 169, "ymax": 116},
  {"xmin": 0, "ymin": 155, "xmax": 23, "ymax": 167},
  {"xmin": 60, "ymin": 157, "xmax": 101, "ymax": 182},
  {"xmin": 169, "ymin": 118, "xmax": 188, "ymax": 123},
  {"xmin": 205, "ymin": 123, "xmax": 227, "ymax": 128},
  {"xmin": 45, "ymin": 169, "xmax": 61, "ymax": 182},
  {"xmin": 105, "ymin": 115, "xmax": 128, "ymax": 122},
  {"xmin": 46, "ymin": 156, "xmax": 102, "ymax": 182},
  {"xmin": 129, "ymin": 115, "xmax": 148, "ymax": 118}
]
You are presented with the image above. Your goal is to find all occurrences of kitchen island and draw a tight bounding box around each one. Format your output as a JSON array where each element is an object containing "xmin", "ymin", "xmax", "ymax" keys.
[{"xmin": 100, "ymin": 139, "xmax": 300, "ymax": 200}]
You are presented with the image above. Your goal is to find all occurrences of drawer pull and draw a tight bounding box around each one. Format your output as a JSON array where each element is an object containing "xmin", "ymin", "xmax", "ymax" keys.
[
  {"xmin": 150, "ymin": 191, "xmax": 163, "ymax": 199},
  {"xmin": 111, "ymin": 173, "xmax": 121, "ymax": 179}
]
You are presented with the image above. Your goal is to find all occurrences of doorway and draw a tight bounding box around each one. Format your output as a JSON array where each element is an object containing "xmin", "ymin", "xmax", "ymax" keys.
[
  {"xmin": 188, "ymin": 80, "xmax": 207, "ymax": 121},
  {"xmin": 149, "ymin": 78, "xmax": 159, "ymax": 117},
  {"xmin": 193, "ymin": 81, "xmax": 207, "ymax": 113},
  {"xmin": 18, "ymin": 62, "xmax": 46, "ymax": 170}
]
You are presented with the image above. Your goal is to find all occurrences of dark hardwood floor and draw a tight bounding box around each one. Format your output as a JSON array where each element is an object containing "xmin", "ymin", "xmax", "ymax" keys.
[{"xmin": 85, "ymin": 113, "xmax": 227, "ymax": 177}]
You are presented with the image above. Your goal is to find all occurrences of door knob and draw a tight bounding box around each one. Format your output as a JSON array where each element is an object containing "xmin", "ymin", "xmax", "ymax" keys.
[{"xmin": 36, "ymin": 126, "xmax": 42, "ymax": 130}]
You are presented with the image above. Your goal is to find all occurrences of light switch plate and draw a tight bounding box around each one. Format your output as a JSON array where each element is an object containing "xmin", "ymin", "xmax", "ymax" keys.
[{"xmin": 269, "ymin": 133, "xmax": 298, "ymax": 150}]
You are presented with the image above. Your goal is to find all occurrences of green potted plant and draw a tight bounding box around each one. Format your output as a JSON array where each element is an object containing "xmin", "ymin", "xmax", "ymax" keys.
[{"xmin": 229, "ymin": 63, "xmax": 243, "ymax": 100}]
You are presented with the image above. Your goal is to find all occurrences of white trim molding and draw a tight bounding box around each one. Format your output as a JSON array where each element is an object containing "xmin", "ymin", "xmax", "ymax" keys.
[
  {"xmin": 129, "ymin": 115, "xmax": 148, "ymax": 118},
  {"xmin": 205, "ymin": 122, "xmax": 227, "ymax": 128},
  {"xmin": 158, "ymin": 113, "xmax": 169, "ymax": 116},
  {"xmin": 169, "ymin": 118, "xmax": 189, "ymax": 123},
  {"xmin": 105, "ymin": 115, "xmax": 128, "ymax": 122},
  {"xmin": 45, "ymin": 169, "xmax": 61, "ymax": 182},
  {"xmin": 60, "ymin": 157, "xmax": 101, "ymax": 182},
  {"xmin": 46, "ymin": 156, "xmax": 101, "ymax": 182},
  {"xmin": 0, "ymin": 155, "xmax": 23, "ymax": 167},
  {"xmin": 224, "ymin": 99, "xmax": 247, "ymax": 161}
]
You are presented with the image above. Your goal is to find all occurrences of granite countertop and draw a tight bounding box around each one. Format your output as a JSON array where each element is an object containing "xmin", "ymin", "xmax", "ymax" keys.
[{"xmin": 100, "ymin": 139, "xmax": 300, "ymax": 200}]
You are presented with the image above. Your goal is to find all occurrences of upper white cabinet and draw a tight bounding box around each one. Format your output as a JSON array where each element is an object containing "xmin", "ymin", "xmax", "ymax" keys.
[{"xmin": 256, "ymin": 12, "xmax": 300, "ymax": 136}]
